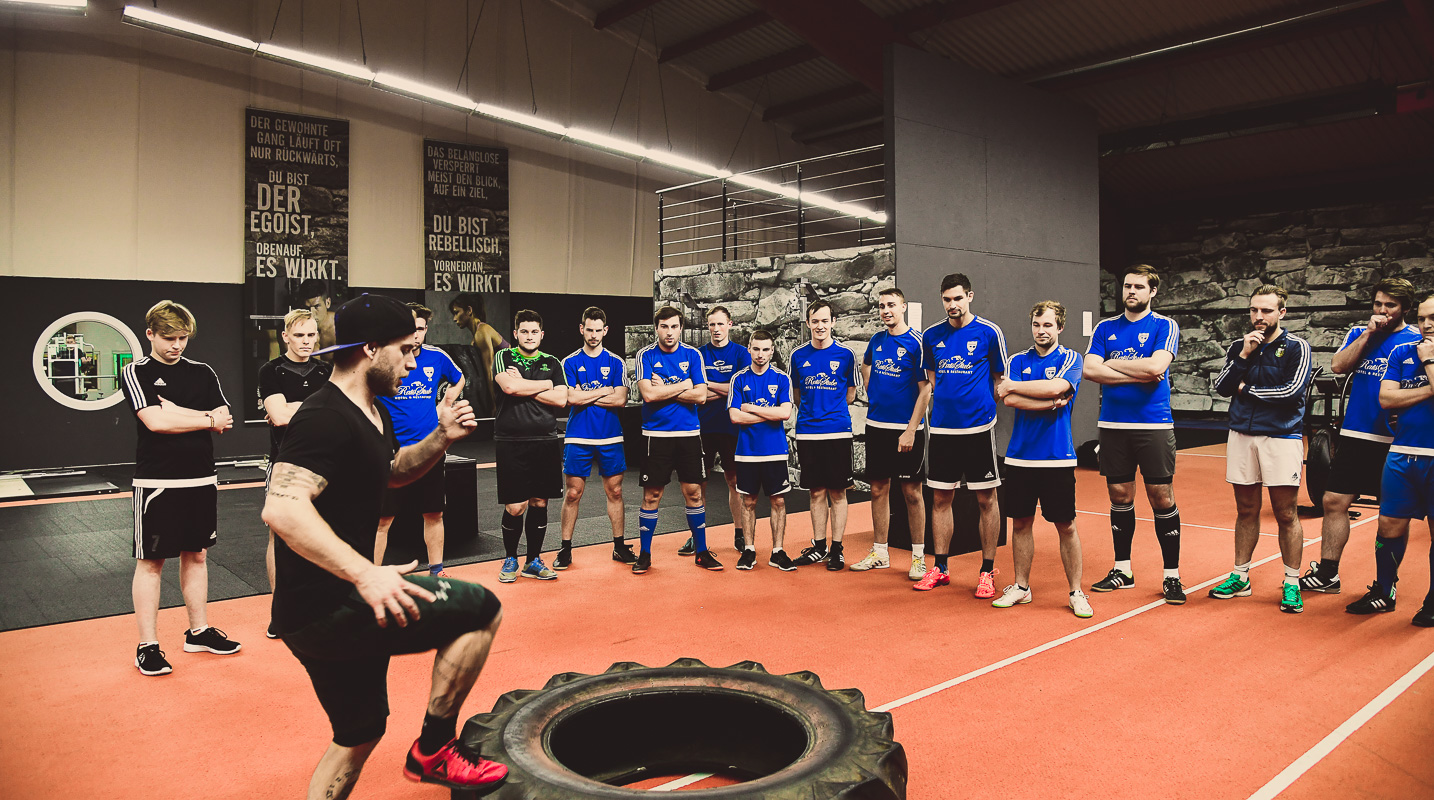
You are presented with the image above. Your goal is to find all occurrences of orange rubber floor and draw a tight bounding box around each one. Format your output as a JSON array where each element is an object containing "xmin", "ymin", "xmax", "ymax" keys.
[{"xmin": 1, "ymin": 448, "xmax": 1431, "ymax": 799}]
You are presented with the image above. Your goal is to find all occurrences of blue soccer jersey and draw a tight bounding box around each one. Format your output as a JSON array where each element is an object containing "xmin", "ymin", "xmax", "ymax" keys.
[
  {"xmin": 790, "ymin": 341, "xmax": 858, "ymax": 438},
  {"xmin": 1338, "ymin": 325, "xmax": 1422, "ymax": 442},
  {"xmin": 864, "ymin": 328, "xmax": 925, "ymax": 429},
  {"xmin": 698, "ymin": 340, "xmax": 751, "ymax": 436},
  {"xmin": 1004, "ymin": 346, "xmax": 1083, "ymax": 467},
  {"xmin": 638, "ymin": 342, "xmax": 706, "ymax": 436},
  {"xmin": 562, "ymin": 347, "xmax": 627, "ymax": 445},
  {"xmin": 922, "ymin": 316, "xmax": 1008, "ymax": 434},
  {"xmin": 1086, "ymin": 312, "xmax": 1180, "ymax": 429},
  {"xmin": 379, "ymin": 345, "xmax": 463, "ymax": 446},
  {"xmin": 1387, "ymin": 342, "xmax": 1434, "ymax": 457},
  {"xmin": 729, "ymin": 365, "xmax": 792, "ymax": 461}
]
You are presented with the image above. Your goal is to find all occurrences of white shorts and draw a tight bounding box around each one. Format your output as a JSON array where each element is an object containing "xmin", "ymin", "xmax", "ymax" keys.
[{"xmin": 1226, "ymin": 431, "xmax": 1304, "ymax": 487}]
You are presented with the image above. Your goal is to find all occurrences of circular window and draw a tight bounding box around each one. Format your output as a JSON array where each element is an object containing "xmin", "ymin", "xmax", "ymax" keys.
[{"xmin": 32, "ymin": 312, "xmax": 144, "ymax": 411}]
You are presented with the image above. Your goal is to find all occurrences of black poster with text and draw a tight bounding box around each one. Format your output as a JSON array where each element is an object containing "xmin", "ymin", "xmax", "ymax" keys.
[{"xmin": 242, "ymin": 107, "xmax": 350, "ymax": 423}]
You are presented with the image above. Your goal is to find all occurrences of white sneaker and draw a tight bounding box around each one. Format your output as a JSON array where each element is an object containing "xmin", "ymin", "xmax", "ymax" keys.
[
  {"xmin": 991, "ymin": 584, "xmax": 1032, "ymax": 608},
  {"xmin": 1069, "ymin": 591, "xmax": 1094, "ymax": 619},
  {"xmin": 849, "ymin": 550, "xmax": 890, "ymax": 571},
  {"xmin": 908, "ymin": 556, "xmax": 928, "ymax": 581}
]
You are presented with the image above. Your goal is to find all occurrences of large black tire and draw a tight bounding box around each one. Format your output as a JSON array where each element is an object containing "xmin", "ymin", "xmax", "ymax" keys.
[
  {"xmin": 459, "ymin": 658, "xmax": 906, "ymax": 799},
  {"xmin": 1306, "ymin": 427, "xmax": 1335, "ymax": 508}
]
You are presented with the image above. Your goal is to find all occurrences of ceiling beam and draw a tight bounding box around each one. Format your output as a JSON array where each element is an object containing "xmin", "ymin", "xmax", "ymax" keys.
[
  {"xmin": 792, "ymin": 116, "xmax": 883, "ymax": 145},
  {"xmin": 659, "ymin": 11, "xmax": 770, "ymax": 63},
  {"xmin": 747, "ymin": 0, "xmax": 915, "ymax": 93},
  {"xmin": 594, "ymin": 0, "xmax": 666, "ymax": 31},
  {"xmin": 763, "ymin": 83, "xmax": 868, "ymax": 121},
  {"xmin": 706, "ymin": 44, "xmax": 819, "ymax": 92}
]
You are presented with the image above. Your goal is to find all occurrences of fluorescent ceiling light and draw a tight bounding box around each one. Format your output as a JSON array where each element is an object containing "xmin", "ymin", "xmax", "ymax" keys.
[
  {"xmin": 2, "ymin": 0, "xmax": 86, "ymax": 12},
  {"xmin": 374, "ymin": 73, "xmax": 476, "ymax": 112},
  {"xmin": 728, "ymin": 174, "xmax": 800, "ymax": 201},
  {"xmin": 474, "ymin": 103, "xmax": 569, "ymax": 137},
  {"xmin": 257, "ymin": 42, "xmax": 374, "ymax": 82},
  {"xmin": 644, "ymin": 150, "xmax": 729, "ymax": 178},
  {"xmin": 121, "ymin": 6, "xmax": 258, "ymax": 51},
  {"xmin": 566, "ymin": 128, "xmax": 651, "ymax": 160}
]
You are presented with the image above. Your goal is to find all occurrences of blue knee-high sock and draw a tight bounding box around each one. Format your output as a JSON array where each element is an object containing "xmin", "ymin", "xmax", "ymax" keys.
[
  {"xmin": 686, "ymin": 505, "xmax": 707, "ymax": 553},
  {"xmin": 1375, "ymin": 536, "xmax": 1408, "ymax": 596},
  {"xmin": 638, "ymin": 509, "xmax": 658, "ymax": 554}
]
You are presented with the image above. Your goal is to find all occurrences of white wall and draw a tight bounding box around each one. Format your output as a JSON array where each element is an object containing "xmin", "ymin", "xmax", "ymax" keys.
[{"xmin": 0, "ymin": 0, "xmax": 805, "ymax": 296}]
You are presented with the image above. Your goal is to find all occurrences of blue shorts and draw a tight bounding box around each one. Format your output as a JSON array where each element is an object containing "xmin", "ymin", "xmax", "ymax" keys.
[
  {"xmin": 563, "ymin": 442, "xmax": 627, "ymax": 478},
  {"xmin": 736, "ymin": 460, "xmax": 791, "ymax": 497},
  {"xmin": 1380, "ymin": 452, "xmax": 1434, "ymax": 521}
]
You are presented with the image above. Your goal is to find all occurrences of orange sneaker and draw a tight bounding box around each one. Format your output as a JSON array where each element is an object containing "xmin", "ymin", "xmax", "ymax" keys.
[
  {"xmin": 913, "ymin": 568, "xmax": 950, "ymax": 591},
  {"xmin": 975, "ymin": 569, "xmax": 999, "ymax": 599},
  {"xmin": 403, "ymin": 739, "xmax": 507, "ymax": 791}
]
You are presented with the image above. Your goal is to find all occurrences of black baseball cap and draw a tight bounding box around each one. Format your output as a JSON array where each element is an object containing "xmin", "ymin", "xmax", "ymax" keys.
[{"xmin": 312, "ymin": 293, "xmax": 418, "ymax": 356}]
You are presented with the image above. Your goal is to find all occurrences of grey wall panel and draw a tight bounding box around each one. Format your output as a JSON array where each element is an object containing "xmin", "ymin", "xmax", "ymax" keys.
[{"xmin": 891, "ymin": 118, "xmax": 988, "ymax": 253}]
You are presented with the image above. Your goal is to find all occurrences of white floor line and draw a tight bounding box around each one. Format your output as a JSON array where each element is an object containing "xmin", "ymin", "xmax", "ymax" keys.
[
  {"xmin": 1178, "ymin": 452, "xmax": 1227, "ymax": 458},
  {"xmin": 651, "ymin": 773, "xmax": 714, "ymax": 791},
  {"xmin": 1245, "ymin": 649, "xmax": 1434, "ymax": 800}
]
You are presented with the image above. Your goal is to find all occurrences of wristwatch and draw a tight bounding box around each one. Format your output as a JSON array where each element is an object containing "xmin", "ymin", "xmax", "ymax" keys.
[{"xmin": 1422, "ymin": 358, "xmax": 1434, "ymax": 367}]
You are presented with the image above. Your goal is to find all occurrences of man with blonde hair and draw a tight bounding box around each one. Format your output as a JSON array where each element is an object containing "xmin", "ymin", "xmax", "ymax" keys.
[{"xmin": 121, "ymin": 300, "xmax": 238, "ymax": 676}]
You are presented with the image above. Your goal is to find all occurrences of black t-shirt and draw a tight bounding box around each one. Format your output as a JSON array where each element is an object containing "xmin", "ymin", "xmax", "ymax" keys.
[
  {"xmin": 492, "ymin": 347, "xmax": 566, "ymax": 441},
  {"xmin": 271, "ymin": 382, "xmax": 398, "ymax": 632},
  {"xmin": 257, "ymin": 355, "xmax": 333, "ymax": 460},
  {"xmin": 120, "ymin": 356, "xmax": 228, "ymax": 479}
]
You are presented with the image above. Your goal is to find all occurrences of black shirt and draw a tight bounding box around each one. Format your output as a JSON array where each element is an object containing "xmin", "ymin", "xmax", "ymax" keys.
[
  {"xmin": 120, "ymin": 356, "xmax": 228, "ymax": 480},
  {"xmin": 492, "ymin": 347, "xmax": 565, "ymax": 441},
  {"xmin": 257, "ymin": 355, "xmax": 333, "ymax": 460},
  {"xmin": 271, "ymin": 383, "xmax": 398, "ymax": 633}
]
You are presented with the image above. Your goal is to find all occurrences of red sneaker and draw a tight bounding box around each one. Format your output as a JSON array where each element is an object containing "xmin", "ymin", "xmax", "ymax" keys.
[
  {"xmin": 403, "ymin": 739, "xmax": 507, "ymax": 791},
  {"xmin": 975, "ymin": 569, "xmax": 1000, "ymax": 599},
  {"xmin": 913, "ymin": 568, "xmax": 950, "ymax": 591}
]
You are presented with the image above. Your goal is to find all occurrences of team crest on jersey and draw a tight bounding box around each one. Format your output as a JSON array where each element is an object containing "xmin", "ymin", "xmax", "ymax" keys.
[
  {"xmin": 424, "ymin": 367, "xmax": 434, "ymax": 380},
  {"xmin": 1138, "ymin": 333, "xmax": 1149, "ymax": 345},
  {"xmin": 1045, "ymin": 367, "xmax": 1057, "ymax": 379},
  {"xmin": 830, "ymin": 360, "xmax": 840, "ymax": 372},
  {"xmin": 896, "ymin": 347, "xmax": 906, "ymax": 358},
  {"xmin": 966, "ymin": 341, "xmax": 977, "ymax": 355},
  {"xmin": 1276, "ymin": 346, "xmax": 1285, "ymax": 358},
  {"xmin": 769, "ymin": 386, "xmax": 778, "ymax": 398},
  {"xmin": 600, "ymin": 366, "xmax": 610, "ymax": 377},
  {"xmin": 679, "ymin": 362, "xmax": 689, "ymax": 373}
]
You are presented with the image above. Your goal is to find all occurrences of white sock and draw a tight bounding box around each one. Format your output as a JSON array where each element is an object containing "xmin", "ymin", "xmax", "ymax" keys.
[
  {"xmin": 1234, "ymin": 562, "xmax": 1251, "ymax": 578},
  {"xmin": 1114, "ymin": 560, "xmax": 1133, "ymax": 577},
  {"xmin": 873, "ymin": 542, "xmax": 889, "ymax": 556},
  {"xmin": 190, "ymin": 627, "xmax": 207, "ymax": 635},
  {"xmin": 745, "ymin": 545, "xmax": 756, "ymax": 552},
  {"xmin": 771, "ymin": 547, "xmax": 783, "ymax": 554},
  {"xmin": 1284, "ymin": 565, "xmax": 1299, "ymax": 586},
  {"xmin": 1163, "ymin": 568, "xmax": 1180, "ymax": 579},
  {"xmin": 138, "ymin": 641, "xmax": 159, "ymax": 648},
  {"xmin": 912, "ymin": 544, "xmax": 925, "ymax": 559}
]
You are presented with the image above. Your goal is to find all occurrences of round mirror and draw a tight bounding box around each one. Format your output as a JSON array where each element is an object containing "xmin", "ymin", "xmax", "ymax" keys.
[{"xmin": 33, "ymin": 312, "xmax": 144, "ymax": 411}]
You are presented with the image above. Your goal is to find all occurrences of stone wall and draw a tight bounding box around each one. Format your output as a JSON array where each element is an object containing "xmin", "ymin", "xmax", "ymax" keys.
[
  {"xmin": 1115, "ymin": 196, "xmax": 1434, "ymax": 415},
  {"xmin": 626, "ymin": 244, "xmax": 897, "ymax": 488}
]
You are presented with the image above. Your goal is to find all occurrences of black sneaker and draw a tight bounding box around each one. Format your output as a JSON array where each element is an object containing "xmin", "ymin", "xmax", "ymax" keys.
[
  {"xmin": 1345, "ymin": 583, "xmax": 1397, "ymax": 614},
  {"xmin": 695, "ymin": 550, "xmax": 724, "ymax": 571},
  {"xmin": 791, "ymin": 540, "xmax": 828, "ymax": 567},
  {"xmin": 1091, "ymin": 568, "xmax": 1134, "ymax": 592},
  {"xmin": 554, "ymin": 548, "xmax": 572, "ymax": 570},
  {"xmin": 1414, "ymin": 602, "xmax": 1434, "ymax": 628},
  {"xmin": 735, "ymin": 531, "xmax": 745, "ymax": 552},
  {"xmin": 612, "ymin": 544, "xmax": 637, "ymax": 564},
  {"xmin": 1162, "ymin": 577, "xmax": 1186, "ymax": 605},
  {"xmin": 265, "ymin": 621, "xmax": 280, "ymax": 640},
  {"xmin": 825, "ymin": 543, "xmax": 845, "ymax": 571},
  {"xmin": 184, "ymin": 627, "xmax": 241, "ymax": 655},
  {"xmin": 1298, "ymin": 560, "xmax": 1341, "ymax": 594},
  {"xmin": 631, "ymin": 551, "xmax": 651, "ymax": 575},
  {"xmin": 736, "ymin": 550, "xmax": 757, "ymax": 570},
  {"xmin": 677, "ymin": 537, "xmax": 696, "ymax": 556},
  {"xmin": 769, "ymin": 550, "xmax": 796, "ymax": 571},
  {"xmin": 136, "ymin": 644, "xmax": 172, "ymax": 676}
]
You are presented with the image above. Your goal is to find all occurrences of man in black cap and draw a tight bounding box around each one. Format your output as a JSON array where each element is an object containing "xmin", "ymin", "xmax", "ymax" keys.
[{"xmin": 262, "ymin": 293, "xmax": 506, "ymax": 798}]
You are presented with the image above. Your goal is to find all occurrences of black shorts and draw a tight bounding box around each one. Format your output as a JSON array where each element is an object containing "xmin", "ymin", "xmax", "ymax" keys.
[
  {"xmin": 1098, "ymin": 428, "xmax": 1176, "ymax": 484},
  {"xmin": 380, "ymin": 460, "xmax": 446, "ymax": 517},
  {"xmin": 927, "ymin": 430, "xmax": 1001, "ymax": 490},
  {"xmin": 641, "ymin": 435, "xmax": 707, "ymax": 487},
  {"xmin": 1326, "ymin": 435, "xmax": 1392, "ymax": 498},
  {"xmin": 496, "ymin": 439, "xmax": 564, "ymax": 505},
  {"xmin": 702, "ymin": 432, "xmax": 738, "ymax": 473},
  {"xmin": 1004, "ymin": 465, "xmax": 1076, "ymax": 523},
  {"xmin": 132, "ymin": 481, "xmax": 218, "ymax": 560},
  {"xmin": 736, "ymin": 460, "xmax": 791, "ymax": 497},
  {"xmin": 865, "ymin": 426, "xmax": 926, "ymax": 482},
  {"xmin": 283, "ymin": 575, "xmax": 501, "ymax": 747},
  {"xmin": 797, "ymin": 438, "xmax": 853, "ymax": 491}
]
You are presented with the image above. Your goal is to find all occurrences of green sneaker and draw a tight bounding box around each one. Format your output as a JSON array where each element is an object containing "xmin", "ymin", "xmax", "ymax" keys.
[
  {"xmin": 1208, "ymin": 572, "xmax": 1252, "ymax": 599},
  {"xmin": 1280, "ymin": 582, "xmax": 1303, "ymax": 614}
]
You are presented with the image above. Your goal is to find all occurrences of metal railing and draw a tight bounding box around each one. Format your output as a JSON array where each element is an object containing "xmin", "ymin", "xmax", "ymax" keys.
[{"xmin": 656, "ymin": 145, "xmax": 887, "ymax": 268}]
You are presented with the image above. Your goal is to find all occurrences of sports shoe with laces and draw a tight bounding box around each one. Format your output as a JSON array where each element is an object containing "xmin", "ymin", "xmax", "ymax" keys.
[
  {"xmin": 991, "ymin": 584, "xmax": 1032, "ymax": 608},
  {"xmin": 631, "ymin": 551, "xmax": 652, "ymax": 574},
  {"xmin": 825, "ymin": 543, "xmax": 845, "ymax": 571},
  {"xmin": 791, "ymin": 540, "xmax": 829, "ymax": 567},
  {"xmin": 677, "ymin": 537, "xmax": 696, "ymax": 556},
  {"xmin": 184, "ymin": 627, "xmax": 241, "ymax": 655},
  {"xmin": 913, "ymin": 567, "xmax": 950, "ymax": 591},
  {"xmin": 849, "ymin": 550, "xmax": 890, "ymax": 571},
  {"xmin": 403, "ymin": 738, "xmax": 507, "ymax": 791},
  {"xmin": 908, "ymin": 556, "xmax": 928, "ymax": 581},
  {"xmin": 266, "ymin": 621, "xmax": 280, "ymax": 640},
  {"xmin": 135, "ymin": 643, "xmax": 172, "ymax": 676},
  {"xmin": 1280, "ymin": 582, "xmax": 1304, "ymax": 614},
  {"xmin": 1345, "ymin": 582, "xmax": 1397, "ymax": 614},
  {"xmin": 611, "ymin": 544, "xmax": 637, "ymax": 564},
  {"xmin": 975, "ymin": 569, "xmax": 999, "ymax": 599},
  {"xmin": 768, "ymin": 550, "xmax": 796, "ymax": 571},
  {"xmin": 521, "ymin": 557, "xmax": 557, "ymax": 580},
  {"xmin": 736, "ymin": 549, "xmax": 757, "ymax": 570},
  {"xmin": 1413, "ymin": 602, "xmax": 1434, "ymax": 627},
  {"xmin": 553, "ymin": 548, "xmax": 572, "ymax": 570},
  {"xmin": 1091, "ymin": 568, "xmax": 1134, "ymax": 592},
  {"xmin": 1209, "ymin": 572, "xmax": 1252, "ymax": 599},
  {"xmin": 1069, "ymin": 591, "xmax": 1094, "ymax": 619},
  {"xmin": 695, "ymin": 550, "xmax": 725, "ymax": 571},
  {"xmin": 498, "ymin": 557, "xmax": 519, "ymax": 583},
  {"xmin": 1298, "ymin": 561, "xmax": 1341, "ymax": 594},
  {"xmin": 1162, "ymin": 577, "xmax": 1187, "ymax": 605}
]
